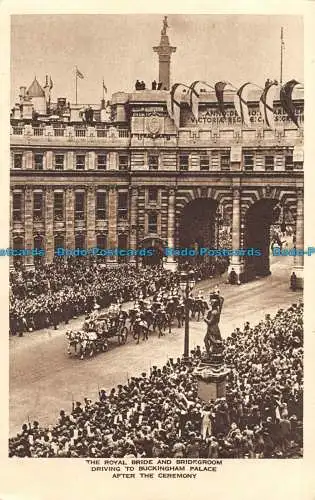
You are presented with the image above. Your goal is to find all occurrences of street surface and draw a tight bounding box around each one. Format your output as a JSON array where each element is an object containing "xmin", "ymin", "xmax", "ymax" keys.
[{"xmin": 9, "ymin": 255, "xmax": 302, "ymax": 436}]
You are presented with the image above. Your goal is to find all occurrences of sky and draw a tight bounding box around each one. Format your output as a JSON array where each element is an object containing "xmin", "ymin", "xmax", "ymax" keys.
[{"xmin": 10, "ymin": 14, "xmax": 303, "ymax": 106}]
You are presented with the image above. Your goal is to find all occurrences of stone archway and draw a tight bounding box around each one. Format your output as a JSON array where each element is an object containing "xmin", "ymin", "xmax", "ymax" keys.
[
  {"xmin": 178, "ymin": 198, "xmax": 218, "ymax": 262},
  {"xmin": 140, "ymin": 235, "xmax": 164, "ymax": 267},
  {"xmin": 244, "ymin": 198, "xmax": 279, "ymax": 278}
]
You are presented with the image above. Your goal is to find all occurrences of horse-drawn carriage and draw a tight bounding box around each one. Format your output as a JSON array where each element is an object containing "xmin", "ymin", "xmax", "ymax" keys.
[{"xmin": 66, "ymin": 305, "xmax": 128, "ymax": 359}]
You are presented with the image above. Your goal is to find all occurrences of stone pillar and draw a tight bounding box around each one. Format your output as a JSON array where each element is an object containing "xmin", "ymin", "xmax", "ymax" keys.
[
  {"xmin": 129, "ymin": 187, "xmax": 138, "ymax": 265},
  {"xmin": 108, "ymin": 186, "xmax": 118, "ymax": 264},
  {"xmin": 45, "ymin": 187, "xmax": 54, "ymax": 263},
  {"xmin": 45, "ymin": 151, "xmax": 53, "ymax": 170},
  {"xmin": 228, "ymin": 186, "xmax": 244, "ymax": 284},
  {"xmin": 24, "ymin": 187, "xmax": 34, "ymax": 267},
  {"xmin": 292, "ymin": 187, "xmax": 304, "ymax": 288},
  {"xmin": 65, "ymin": 188, "xmax": 75, "ymax": 250},
  {"xmin": 165, "ymin": 188, "xmax": 176, "ymax": 271},
  {"xmin": 87, "ymin": 186, "xmax": 96, "ymax": 248}
]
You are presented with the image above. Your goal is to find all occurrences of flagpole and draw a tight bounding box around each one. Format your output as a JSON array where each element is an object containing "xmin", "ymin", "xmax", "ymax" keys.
[
  {"xmin": 102, "ymin": 78, "xmax": 105, "ymax": 101},
  {"xmin": 280, "ymin": 27, "xmax": 284, "ymax": 86},
  {"xmin": 75, "ymin": 66, "xmax": 78, "ymax": 105}
]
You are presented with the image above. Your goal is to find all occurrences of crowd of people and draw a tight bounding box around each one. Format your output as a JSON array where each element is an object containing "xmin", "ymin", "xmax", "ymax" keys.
[
  {"xmin": 9, "ymin": 301, "xmax": 303, "ymax": 458},
  {"xmin": 9, "ymin": 260, "xmax": 180, "ymax": 336},
  {"xmin": 10, "ymin": 258, "xmax": 229, "ymax": 337}
]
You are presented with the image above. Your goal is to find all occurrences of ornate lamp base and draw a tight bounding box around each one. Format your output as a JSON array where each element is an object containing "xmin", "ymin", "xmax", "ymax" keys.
[{"xmin": 193, "ymin": 356, "xmax": 230, "ymax": 402}]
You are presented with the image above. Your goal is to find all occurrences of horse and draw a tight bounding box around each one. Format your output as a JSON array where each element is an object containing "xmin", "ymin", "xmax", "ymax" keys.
[
  {"xmin": 175, "ymin": 303, "xmax": 185, "ymax": 328},
  {"xmin": 154, "ymin": 309, "xmax": 171, "ymax": 337},
  {"xmin": 193, "ymin": 298, "xmax": 208, "ymax": 321},
  {"xmin": 132, "ymin": 317, "xmax": 149, "ymax": 344},
  {"xmin": 66, "ymin": 330, "xmax": 80, "ymax": 356}
]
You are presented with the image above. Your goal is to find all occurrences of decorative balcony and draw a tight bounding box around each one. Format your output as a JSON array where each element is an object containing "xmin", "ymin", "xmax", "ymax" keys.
[{"xmin": 10, "ymin": 124, "xmax": 130, "ymax": 147}]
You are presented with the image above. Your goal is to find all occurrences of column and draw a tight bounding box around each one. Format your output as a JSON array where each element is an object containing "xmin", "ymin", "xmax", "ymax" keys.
[
  {"xmin": 87, "ymin": 186, "xmax": 96, "ymax": 248},
  {"xmin": 65, "ymin": 188, "xmax": 75, "ymax": 250},
  {"xmin": 228, "ymin": 186, "xmax": 244, "ymax": 284},
  {"xmin": 108, "ymin": 186, "xmax": 118, "ymax": 264},
  {"xmin": 292, "ymin": 187, "xmax": 304, "ymax": 288},
  {"xmin": 129, "ymin": 187, "xmax": 138, "ymax": 265},
  {"xmin": 165, "ymin": 188, "xmax": 177, "ymax": 271},
  {"xmin": 45, "ymin": 187, "xmax": 54, "ymax": 263},
  {"xmin": 24, "ymin": 187, "xmax": 34, "ymax": 267},
  {"xmin": 45, "ymin": 151, "xmax": 53, "ymax": 170}
]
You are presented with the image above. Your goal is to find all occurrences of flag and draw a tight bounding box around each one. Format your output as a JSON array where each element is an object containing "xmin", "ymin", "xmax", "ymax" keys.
[
  {"xmin": 280, "ymin": 79, "xmax": 300, "ymax": 128},
  {"xmin": 215, "ymin": 81, "xmax": 235, "ymax": 116},
  {"xmin": 234, "ymin": 82, "xmax": 252, "ymax": 128},
  {"xmin": 76, "ymin": 67, "xmax": 84, "ymax": 79},
  {"xmin": 102, "ymin": 79, "xmax": 107, "ymax": 93},
  {"xmin": 49, "ymin": 76, "xmax": 53, "ymax": 90},
  {"xmin": 259, "ymin": 81, "xmax": 278, "ymax": 129}
]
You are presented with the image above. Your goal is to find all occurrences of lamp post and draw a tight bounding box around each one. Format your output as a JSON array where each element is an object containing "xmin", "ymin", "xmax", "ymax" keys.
[{"xmin": 179, "ymin": 269, "xmax": 196, "ymax": 360}]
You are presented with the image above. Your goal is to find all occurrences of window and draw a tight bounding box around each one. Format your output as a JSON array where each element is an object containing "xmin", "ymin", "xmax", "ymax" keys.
[
  {"xmin": 117, "ymin": 192, "xmax": 128, "ymax": 221},
  {"xmin": 75, "ymin": 192, "xmax": 85, "ymax": 220},
  {"xmin": 96, "ymin": 234, "xmax": 107, "ymax": 249},
  {"xmin": 34, "ymin": 236, "xmax": 44, "ymax": 266},
  {"xmin": 148, "ymin": 155, "xmax": 159, "ymax": 170},
  {"xmin": 54, "ymin": 192, "xmax": 64, "ymax": 221},
  {"xmin": 119, "ymin": 154, "xmax": 129, "ymax": 171},
  {"xmin": 97, "ymin": 154, "xmax": 107, "ymax": 170},
  {"xmin": 33, "ymin": 192, "xmax": 43, "ymax": 221},
  {"xmin": 148, "ymin": 188, "xmax": 158, "ymax": 203},
  {"xmin": 265, "ymin": 156, "xmax": 274, "ymax": 171},
  {"xmin": 243, "ymin": 151, "xmax": 254, "ymax": 171},
  {"xmin": 54, "ymin": 235, "xmax": 64, "ymax": 252},
  {"xmin": 179, "ymin": 154, "xmax": 189, "ymax": 171},
  {"xmin": 96, "ymin": 192, "xmax": 106, "ymax": 220},
  {"xmin": 75, "ymin": 233, "xmax": 85, "ymax": 249},
  {"xmin": 34, "ymin": 153, "xmax": 43, "ymax": 170},
  {"xmin": 200, "ymin": 154, "xmax": 210, "ymax": 171},
  {"xmin": 55, "ymin": 154, "xmax": 64, "ymax": 171},
  {"xmin": 220, "ymin": 154, "xmax": 230, "ymax": 171},
  {"xmin": 13, "ymin": 153, "xmax": 23, "ymax": 169},
  {"xmin": 76, "ymin": 154, "xmax": 86, "ymax": 170},
  {"xmin": 285, "ymin": 155, "xmax": 294, "ymax": 171},
  {"xmin": 13, "ymin": 193, "xmax": 22, "ymax": 222},
  {"xmin": 148, "ymin": 213, "xmax": 158, "ymax": 233}
]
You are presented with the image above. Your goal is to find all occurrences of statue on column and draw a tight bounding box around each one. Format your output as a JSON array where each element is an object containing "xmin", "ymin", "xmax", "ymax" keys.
[
  {"xmin": 203, "ymin": 291, "xmax": 224, "ymax": 362},
  {"xmin": 161, "ymin": 16, "xmax": 168, "ymax": 35}
]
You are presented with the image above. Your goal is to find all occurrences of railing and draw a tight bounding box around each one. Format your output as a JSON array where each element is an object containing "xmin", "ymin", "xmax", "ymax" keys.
[
  {"xmin": 33, "ymin": 128, "xmax": 44, "ymax": 136},
  {"xmin": 75, "ymin": 129, "xmax": 86, "ymax": 138},
  {"xmin": 118, "ymin": 129, "xmax": 129, "ymax": 138},
  {"xmin": 12, "ymin": 127, "xmax": 23, "ymax": 135},
  {"xmin": 96, "ymin": 129, "xmax": 108, "ymax": 138},
  {"xmin": 54, "ymin": 128, "xmax": 65, "ymax": 137}
]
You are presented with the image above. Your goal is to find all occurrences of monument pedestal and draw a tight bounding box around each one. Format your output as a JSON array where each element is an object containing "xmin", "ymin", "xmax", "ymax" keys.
[{"xmin": 193, "ymin": 359, "xmax": 230, "ymax": 402}]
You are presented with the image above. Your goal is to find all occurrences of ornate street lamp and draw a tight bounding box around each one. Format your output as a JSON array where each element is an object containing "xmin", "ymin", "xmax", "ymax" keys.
[{"xmin": 179, "ymin": 269, "xmax": 196, "ymax": 360}]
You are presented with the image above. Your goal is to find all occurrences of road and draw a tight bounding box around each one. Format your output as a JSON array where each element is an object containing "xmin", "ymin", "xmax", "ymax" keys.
[{"xmin": 9, "ymin": 255, "xmax": 302, "ymax": 436}]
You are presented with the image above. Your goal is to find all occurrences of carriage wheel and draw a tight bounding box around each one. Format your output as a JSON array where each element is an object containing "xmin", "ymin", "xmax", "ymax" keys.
[{"xmin": 119, "ymin": 326, "xmax": 128, "ymax": 345}]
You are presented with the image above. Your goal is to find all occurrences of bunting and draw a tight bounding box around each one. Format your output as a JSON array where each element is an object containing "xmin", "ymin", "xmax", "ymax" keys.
[
  {"xmin": 280, "ymin": 79, "xmax": 300, "ymax": 128},
  {"xmin": 259, "ymin": 81, "xmax": 278, "ymax": 129},
  {"xmin": 167, "ymin": 83, "xmax": 190, "ymax": 128},
  {"xmin": 188, "ymin": 81, "xmax": 214, "ymax": 120},
  {"xmin": 234, "ymin": 82, "xmax": 252, "ymax": 128},
  {"xmin": 215, "ymin": 81, "xmax": 235, "ymax": 116}
]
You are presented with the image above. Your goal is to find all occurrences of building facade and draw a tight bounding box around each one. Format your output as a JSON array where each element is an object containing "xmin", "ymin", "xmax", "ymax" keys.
[{"xmin": 10, "ymin": 21, "xmax": 304, "ymax": 285}]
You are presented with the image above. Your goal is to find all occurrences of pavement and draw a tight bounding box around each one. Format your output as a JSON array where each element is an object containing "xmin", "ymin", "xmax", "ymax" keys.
[{"xmin": 9, "ymin": 255, "xmax": 302, "ymax": 436}]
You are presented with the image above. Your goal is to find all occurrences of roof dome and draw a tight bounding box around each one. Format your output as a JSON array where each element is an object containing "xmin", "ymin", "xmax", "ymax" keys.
[{"xmin": 27, "ymin": 77, "xmax": 45, "ymax": 98}]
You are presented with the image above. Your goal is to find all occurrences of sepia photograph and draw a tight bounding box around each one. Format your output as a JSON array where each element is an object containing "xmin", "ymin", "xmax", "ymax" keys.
[{"xmin": 8, "ymin": 12, "xmax": 304, "ymax": 462}]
